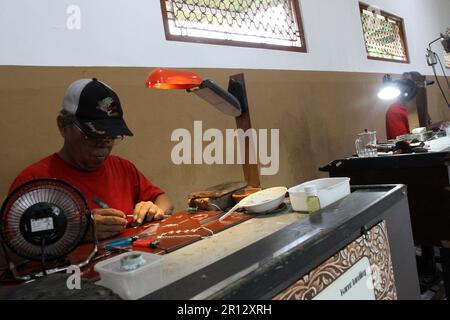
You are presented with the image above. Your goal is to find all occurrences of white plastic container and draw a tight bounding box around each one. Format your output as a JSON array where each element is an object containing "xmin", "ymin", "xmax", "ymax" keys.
[
  {"xmin": 94, "ymin": 251, "xmax": 164, "ymax": 300},
  {"xmin": 288, "ymin": 178, "xmax": 351, "ymax": 212}
]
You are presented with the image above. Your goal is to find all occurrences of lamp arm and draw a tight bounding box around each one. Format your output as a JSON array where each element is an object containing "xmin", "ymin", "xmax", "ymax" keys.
[
  {"xmin": 426, "ymin": 34, "xmax": 445, "ymax": 66},
  {"xmin": 426, "ymin": 48, "xmax": 438, "ymax": 66},
  {"xmin": 227, "ymin": 74, "xmax": 261, "ymax": 188},
  {"xmin": 425, "ymin": 35, "xmax": 450, "ymax": 108},
  {"xmin": 427, "ymin": 36, "xmax": 445, "ymax": 66},
  {"xmin": 228, "ymin": 78, "xmax": 248, "ymax": 114},
  {"xmin": 428, "ymin": 36, "xmax": 443, "ymax": 49}
]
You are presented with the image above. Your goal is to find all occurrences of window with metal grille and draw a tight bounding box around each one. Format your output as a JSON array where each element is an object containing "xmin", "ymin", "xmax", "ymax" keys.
[
  {"xmin": 359, "ymin": 2, "xmax": 409, "ymax": 63},
  {"xmin": 160, "ymin": 0, "xmax": 306, "ymax": 52}
]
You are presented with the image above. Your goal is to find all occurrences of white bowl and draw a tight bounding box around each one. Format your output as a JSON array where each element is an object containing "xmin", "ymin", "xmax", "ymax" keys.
[{"xmin": 240, "ymin": 186, "xmax": 287, "ymax": 214}]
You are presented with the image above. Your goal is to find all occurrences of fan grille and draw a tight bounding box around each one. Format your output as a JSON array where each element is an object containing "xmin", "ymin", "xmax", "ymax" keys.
[{"xmin": 1, "ymin": 179, "xmax": 90, "ymax": 261}]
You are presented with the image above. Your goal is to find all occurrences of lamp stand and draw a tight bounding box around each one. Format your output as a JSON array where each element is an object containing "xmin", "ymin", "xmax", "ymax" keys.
[
  {"xmin": 411, "ymin": 73, "xmax": 431, "ymax": 128},
  {"xmin": 228, "ymin": 74, "xmax": 261, "ymax": 188}
]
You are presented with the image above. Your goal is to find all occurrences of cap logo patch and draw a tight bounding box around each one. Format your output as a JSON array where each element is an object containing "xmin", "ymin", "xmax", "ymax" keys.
[
  {"xmin": 86, "ymin": 122, "xmax": 106, "ymax": 135},
  {"xmin": 96, "ymin": 97, "xmax": 119, "ymax": 117}
]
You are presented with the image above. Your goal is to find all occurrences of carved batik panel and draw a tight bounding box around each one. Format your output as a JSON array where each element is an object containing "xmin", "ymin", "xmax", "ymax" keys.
[{"xmin": 273, "ymin": 220, "xmax": 397, "ymax": 300}]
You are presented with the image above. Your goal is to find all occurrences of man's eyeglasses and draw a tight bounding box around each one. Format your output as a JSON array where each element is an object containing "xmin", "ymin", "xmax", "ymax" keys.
[{"xmin": 72, "ymin": 122, "xmax": 124, "ymax": 146}]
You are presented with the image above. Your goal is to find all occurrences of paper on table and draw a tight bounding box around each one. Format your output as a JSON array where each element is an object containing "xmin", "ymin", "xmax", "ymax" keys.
[{"xmin": 425, "ymin": 136, "xmax": 450, "ymax": 152}]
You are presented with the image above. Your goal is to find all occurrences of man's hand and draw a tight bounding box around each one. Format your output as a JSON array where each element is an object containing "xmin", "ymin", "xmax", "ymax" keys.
[
  {"xmin": 133, "ymin": 201, "xmax": 165, "ymax": 224},
  {"xmin": 93, "ymin": 208, "xmax": 127, "ymax": 240}
]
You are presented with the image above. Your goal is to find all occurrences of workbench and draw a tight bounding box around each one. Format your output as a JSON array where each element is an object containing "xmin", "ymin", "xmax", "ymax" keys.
[
  {"xmin": 320, "ymin": 145, "xmax": 450, "ymax": 299},
  {"xmin": 144, "ymin": 185, "xmax": 419, "ymax": 300},
  {"xmin": 1, "ymin": 185, "xmax": 419, "ymax": 300}
]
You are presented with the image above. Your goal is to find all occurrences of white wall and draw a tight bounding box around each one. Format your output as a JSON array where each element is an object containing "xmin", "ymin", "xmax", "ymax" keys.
[{"xmin": 0, "ymin": 0, "xmax": 449, "ymax": 75}]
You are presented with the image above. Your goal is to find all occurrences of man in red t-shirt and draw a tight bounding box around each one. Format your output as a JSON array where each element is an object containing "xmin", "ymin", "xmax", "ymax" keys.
[
  {"xmin": 384, "ymin": 72, "xmax": 421, "ymax": 140},
  {"xmin": 384, "ymin": 71, "xmax": 435, "ymax": 140},
  {"xmin": 7, "ymin": 78, "xmax": 173, "ymax": 240},
  {"xmin": 385, "ymin": 101, "xmax": 410, "ymax": 140}
]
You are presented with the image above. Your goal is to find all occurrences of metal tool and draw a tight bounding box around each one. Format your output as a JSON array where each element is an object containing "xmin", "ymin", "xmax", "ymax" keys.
[
  {"xmin": 92, "ymin": 251, "xmax": 113, "ymax": 261},
  {"xmin": 93, "ymin": 196, "xmax": 109, "ymax": 209},
  {"xmin": 199, "ymin": 214, "xmax": 222, "ymax": 225},
  {"xmin": 103, "ymin": 226, "xmax": 158, "ymax": 250},
  {"xmin": 218, "ymin": 202, "xmax": 241, "ymax": 222},
  {"xmin": 106, "ymin": 246, "xmax": 133, "ymax": 252},
  {"xmin": 93, "ymin": 196, "xmax": 136, "ymax": 225}
]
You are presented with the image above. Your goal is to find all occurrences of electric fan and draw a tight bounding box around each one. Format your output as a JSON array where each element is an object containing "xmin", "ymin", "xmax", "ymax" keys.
[{"xmin": 0, "ymin": 178, "xmax": 98, "ymax": 280}]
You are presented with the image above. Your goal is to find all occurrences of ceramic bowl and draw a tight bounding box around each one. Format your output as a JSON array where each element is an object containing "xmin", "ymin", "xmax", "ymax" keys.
[{"xmin": 239, "ymin": 187, "xmax": 287, "ymax": 214}]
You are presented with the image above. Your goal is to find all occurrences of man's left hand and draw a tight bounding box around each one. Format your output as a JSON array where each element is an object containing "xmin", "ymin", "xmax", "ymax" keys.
[{"xmin": 133, "ymin": 201, "xmax": 165, "ymax": 224}]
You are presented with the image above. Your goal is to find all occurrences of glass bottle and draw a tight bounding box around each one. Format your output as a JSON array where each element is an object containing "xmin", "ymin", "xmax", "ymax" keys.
[{"xmin": 305, "ymin": 186, "xmax": 321, "ymax": 213}]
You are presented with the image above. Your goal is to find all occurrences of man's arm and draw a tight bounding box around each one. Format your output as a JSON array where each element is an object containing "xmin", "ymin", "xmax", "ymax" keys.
[
  {"xmin": 128, "ymin": 160, "xmax": 174, "ymax": 223},
  {"xmin": 154, "ymin": 193, "xmax": 174, "ymax": 215}
]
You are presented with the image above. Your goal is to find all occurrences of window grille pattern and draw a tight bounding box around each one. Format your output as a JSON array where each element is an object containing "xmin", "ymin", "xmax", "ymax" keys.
[
  {"xmin": 160, "ymin": 0, "xmax": 306, "ymax": 52},
  {"xmin": 359, "ymin": 3, "xmax": 409, "ymax": 63}
]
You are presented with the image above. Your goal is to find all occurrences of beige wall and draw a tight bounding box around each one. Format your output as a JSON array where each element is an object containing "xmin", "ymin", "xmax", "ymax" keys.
[{"xmin": 1, "ymin": 66, "xmax": 449, "ymax": 210}]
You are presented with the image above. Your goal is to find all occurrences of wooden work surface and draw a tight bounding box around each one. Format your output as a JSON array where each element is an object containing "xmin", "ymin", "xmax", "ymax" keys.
[
  {"xmin": 1, "ymin": 187, "xmax": 421, "ymax": 300},
  {"xmin": 1, "ymin": 202, "xmax": 291, "ymax": 289},
  {"xmin": 0, "ymin": 203, "xmax": 290, "ymax": 287},
  {"xmin": 0, "ymin": 202, "xmax": 301, "ymax": 300},
  {"xmin": 156, "ymin": 210, "xmax": 302, "ymax": 293},
  {"xmin": 73, "ymin": 209, "xmax": 258, "ymax": 280}
]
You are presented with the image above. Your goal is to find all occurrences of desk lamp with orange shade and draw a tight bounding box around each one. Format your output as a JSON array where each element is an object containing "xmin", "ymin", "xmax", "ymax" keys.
[{"xmin": 146, "ymin": 68, "xmax": 261, "ymax": 189}]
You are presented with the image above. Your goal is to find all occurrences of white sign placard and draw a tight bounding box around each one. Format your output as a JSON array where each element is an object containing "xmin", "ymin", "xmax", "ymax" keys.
[{"xmin": 314, "ymin": 257, "xmax": 375, "ymax": 300}]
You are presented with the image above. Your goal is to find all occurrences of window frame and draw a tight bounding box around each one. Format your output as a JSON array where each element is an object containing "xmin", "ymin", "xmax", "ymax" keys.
[
  {"xmin": 159, "ymin": 0, "xmax": 307, "ymax": 53},
  {"xmin": 359, "ymin": 2, "xmax": 410, "ymax": 64}
]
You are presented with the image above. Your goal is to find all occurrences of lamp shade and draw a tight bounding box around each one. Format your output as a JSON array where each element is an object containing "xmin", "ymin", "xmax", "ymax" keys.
[
  {"xmin": 377, "ymin": 74, "xmax": 419, "ymax": 102},
  {"xmin": 378, "ymin": 85, "xmax": 401, "ymax": 100},
  {"xmin": 378, "ymin": 74, "xmax": 400, "ymax": 100},
  {"xmin": 146, "ymin": 68, "xmax": 203, "ymax": 89}
]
